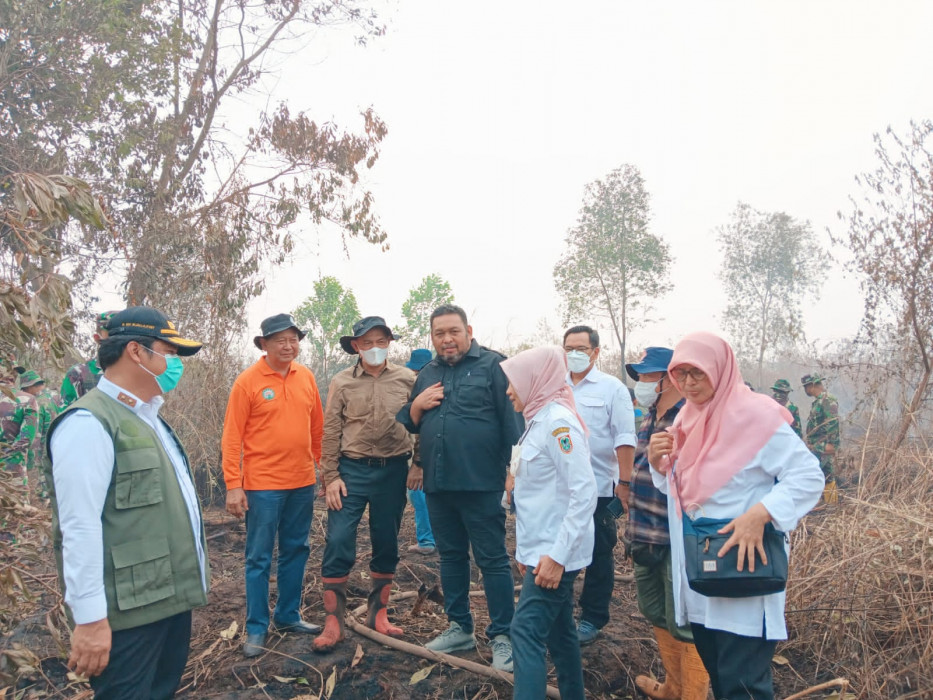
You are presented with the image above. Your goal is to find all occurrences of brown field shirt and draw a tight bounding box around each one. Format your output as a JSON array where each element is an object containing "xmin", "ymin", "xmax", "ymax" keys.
[{"xmin": 321, "ymin": 361, "xmax": 415, "ymax": 485}]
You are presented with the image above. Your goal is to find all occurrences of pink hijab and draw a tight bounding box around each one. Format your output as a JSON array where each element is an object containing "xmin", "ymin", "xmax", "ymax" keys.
[
  {"xmin": 501, "ymin": 346, "xmax": 588, "ymax": 435},
  {"xmin": 668, "ymin": 332, "xmax": 791, "ymax": 512}
]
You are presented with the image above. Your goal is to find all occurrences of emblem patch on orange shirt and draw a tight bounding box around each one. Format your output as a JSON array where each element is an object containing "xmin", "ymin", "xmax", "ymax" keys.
[
  {"xmin": 262, "ymin": 388, "xmax": 275, "ymax": 400},
  {"xmin": 558, "ymin": 435, "xmax": 573, "ymax": 453}
]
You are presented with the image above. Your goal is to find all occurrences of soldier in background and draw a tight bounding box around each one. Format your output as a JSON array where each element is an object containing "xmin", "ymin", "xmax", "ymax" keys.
[
  {"xmin": 770, "ymin": 379, "xmax": 802, "ymax": 437},
  {"xmin": 802, "ymin": 373, "xmax": 840, "ymax": 504},
  {"xmin": 60, "ymin": 311, "xmax": 116, "ymax": 406},
  {"xmin": 19, "ymin": 370, "xmax": 61, "ymax": 496},
  {"xmin": 1, "ymin": 366, "xmax": 39, "ymax": 487}
]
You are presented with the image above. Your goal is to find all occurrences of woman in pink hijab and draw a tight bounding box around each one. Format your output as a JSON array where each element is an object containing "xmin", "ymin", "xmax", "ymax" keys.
[
  {"xmin": 500, "ymin": 346, "xmax": 597, "ymax": 700},
  {"xmin": 647, "ymin": 332, "xmax": 823, "ymax": 700}
]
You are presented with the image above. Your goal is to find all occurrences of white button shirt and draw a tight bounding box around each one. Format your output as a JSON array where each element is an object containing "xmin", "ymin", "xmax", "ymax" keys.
[
  {"xmin": 50, "ymin": 378, "xmax": 208, "ymax": 624},
  {"xmin": 568, "ymin": 367, "xmax": 637, "ymax": 497},
  {"xmin": 651, "ymin": 423, "xmax": 824, "ymax": 640},
  {"xmin": 513, "ymin": 403, "xmax": 598, "ymax": 571}
]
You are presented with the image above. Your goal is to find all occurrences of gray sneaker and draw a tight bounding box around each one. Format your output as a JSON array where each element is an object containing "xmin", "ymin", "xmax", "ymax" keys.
[
  {"xmin": 489, "ymin": 634, "xmax": 513, "ymax": 672},
  {"xmin": 576, "ymin": 619, "xmax": 600, "ymax": 646},
  {"xmin": 425, "ymin": 621, "xmax": 476, "ymax": 653}
]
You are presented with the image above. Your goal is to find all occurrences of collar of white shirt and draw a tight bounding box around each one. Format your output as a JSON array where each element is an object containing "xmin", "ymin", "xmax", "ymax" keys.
[{"xmin": 96, "ymin": 376, "xmax": 165, "ymax": 417}]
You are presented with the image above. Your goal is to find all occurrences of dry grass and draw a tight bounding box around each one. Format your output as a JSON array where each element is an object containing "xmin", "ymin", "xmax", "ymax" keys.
[
  {"xmin": 3, "ymin": 425, "xmax": 933, "ymax": 698},
  {"xmin": 783, "ymin": 437, "xmax": 933, "ymax": 699}
]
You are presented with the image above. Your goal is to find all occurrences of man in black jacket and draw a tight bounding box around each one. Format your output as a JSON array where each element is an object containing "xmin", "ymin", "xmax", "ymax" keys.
[{"xmin": 397, "ymin": 304, "xmax": 523, "ymax": 672}]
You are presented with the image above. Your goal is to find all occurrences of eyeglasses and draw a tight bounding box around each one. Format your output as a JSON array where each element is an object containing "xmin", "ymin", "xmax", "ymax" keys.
[
  {"xmin": 671, "ymin": 367, "xmax": 707, "ymax": 383},
  {"xmin": 563, "ymin": 346, "xmax": 592, "ymax": 354},
  {"xmin": 356, "ymin": 338, "xmax": 390, "ymax": 350}
]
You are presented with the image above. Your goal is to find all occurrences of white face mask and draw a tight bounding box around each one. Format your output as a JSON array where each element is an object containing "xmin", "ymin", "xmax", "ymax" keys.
[
  {"xmin": 360, "ymin": 346, "xmax": 388, "ymax": 365},
  {"xmin": 566, "ymin": 350, "xmax": 592, "ymax": 373},
  {"xmin": 634, "ymin": 380, "xmax": 660, "ymax": 407}
]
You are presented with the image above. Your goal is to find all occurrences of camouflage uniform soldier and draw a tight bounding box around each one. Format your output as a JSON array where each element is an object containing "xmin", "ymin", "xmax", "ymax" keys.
[
  {"xmin": 1, "ymin": 368, "xmax": 39, "ymax": 485},
  {"xmin": 20, "ymin": 370, "xmax": 60, "ymax": 496},
  {"xmin": 802, "ymin": 373, "xmax": 840, "ymax": 503},
  {"xmin": 770, "ymin": 379, "xmax": 802, "ymax": 437},
  {"xmin": 60, "ymin": 310, "xmax": 116, "ymax": 407}
]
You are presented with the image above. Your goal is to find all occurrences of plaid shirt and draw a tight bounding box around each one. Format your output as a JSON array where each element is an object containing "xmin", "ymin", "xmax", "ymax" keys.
[{"xmin": 625, "ymin": 398, "xmax": 684, "ymax": 546}]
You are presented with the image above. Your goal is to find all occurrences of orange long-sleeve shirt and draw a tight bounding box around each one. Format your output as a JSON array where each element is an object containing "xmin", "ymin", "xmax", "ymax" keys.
[{"xmin": 221, "ymin": 358, "xmax": 323, "ymax": 490}]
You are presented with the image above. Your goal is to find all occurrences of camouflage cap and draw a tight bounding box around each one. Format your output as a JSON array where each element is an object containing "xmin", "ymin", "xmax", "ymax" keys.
[
  {"xmin": 770, "ymin": 379, "xmax": 792, "ymax": 393},
  {"xmin": 97, "ymin": 310, "xmax": 118, "ymax": 331},
  {"xmin": 801, "ymin": 373, "xmax": 825, "ymax": 386},
  {"xmin": 19, "ymin": 370, "xmax": 45, "ymax": 388}
]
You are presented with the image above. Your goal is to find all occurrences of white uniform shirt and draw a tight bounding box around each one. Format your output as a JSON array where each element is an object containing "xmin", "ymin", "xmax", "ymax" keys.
[
  {"xmin": 650, "ymin": 423, "xmax": 824, "ymax": 640},
  {"xmin": 568, "ymin": 367, "xmax": 637, "ymax": 497},
  {"xmin": 514, "ymin": 402, "xmax": 598, "ymax": 571},
  {"xmin": 50, "ymin": 377, "xmax": 208, "ymax": 624}
]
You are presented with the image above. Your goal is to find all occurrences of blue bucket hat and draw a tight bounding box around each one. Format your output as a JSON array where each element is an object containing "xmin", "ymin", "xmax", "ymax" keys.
[
  {"xmin": 406, "ymin": 349, "xmax": 433, "ymax": 371},
  {"xmin": 625, "ymin": 346, "xmax": 673, "ymax": 382}
]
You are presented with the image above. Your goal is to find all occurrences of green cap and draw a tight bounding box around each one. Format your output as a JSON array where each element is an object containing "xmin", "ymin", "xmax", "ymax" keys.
[{"xmin": 770, "ymin": 379, "xmax": 792, "ymax": 393}]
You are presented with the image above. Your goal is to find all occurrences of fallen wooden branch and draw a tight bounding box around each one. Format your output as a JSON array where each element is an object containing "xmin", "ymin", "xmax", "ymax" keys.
[
  {"xmin": 783, "ymin": 677, "xmax": 850, "ymax": 700},
  {"xmin": 345, "ymin": 585, "xmax": 560, "ymax": 699},
  {"xmin": 344, "ymin": 618, "xmax": 561, "ymax": 700}
]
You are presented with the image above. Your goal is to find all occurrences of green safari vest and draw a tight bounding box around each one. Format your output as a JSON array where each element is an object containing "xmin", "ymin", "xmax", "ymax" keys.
[{"xmin": 45, "ymin": 388, "xmax": 209, "ymax": 631}]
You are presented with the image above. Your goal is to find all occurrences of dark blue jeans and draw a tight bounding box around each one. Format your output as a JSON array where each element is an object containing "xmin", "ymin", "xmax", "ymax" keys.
[
  {"xmin": 322, "ymin": 456, "xmax": 408, "ymax": 577},
  {"xmin": 245, "ymin": 485, "xmax": 315, "ymax": 636},
  {"xmin": 426, "ymin": 490, "xmax": 514, "ymax": 638},
  {"xmin": 578, "ymin": 496, "xmax": 618, "ymax": 628},
  {"xmin": 511, "ymin": 568, "xmax": 585, "ymax": 700},
  {"xmin": 408, "ymin": 488, "xmax": 435, "ymax": 547}
]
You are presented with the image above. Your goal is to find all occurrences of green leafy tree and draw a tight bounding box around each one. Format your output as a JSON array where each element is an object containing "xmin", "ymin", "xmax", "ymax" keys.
[
  {"xmin": 293, "ymin": 276, "xmax": 361, "ymax": 396},
  {"xmin": 717, "ymin": 203, "xmax": 827, "ymax": 387},
  {"xmin": 1, "ymin": 0, "xmax": 388, "ymax": 356},
  {"xmin": 553, "ymin": 164, "xmax": 671, "ymax": 377},
  {"xmin": 400, "ymin": 274, "xmax": 454, "ymax": 348},
  {"xmin": 834, "ymin": 121, "xmax": 933, "ymax": 451}
]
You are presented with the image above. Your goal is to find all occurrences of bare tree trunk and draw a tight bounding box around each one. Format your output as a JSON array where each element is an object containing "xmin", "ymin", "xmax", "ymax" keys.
[{"xmin": 890, "ymin": 366, "xmax": 932, "ymax": 452}]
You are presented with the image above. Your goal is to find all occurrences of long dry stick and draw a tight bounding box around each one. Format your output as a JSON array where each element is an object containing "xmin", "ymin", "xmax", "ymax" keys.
[
  {"xmin": 345, "ymin": 619, "xmax": 561, "ymax": 700},
  {"xmin": 783, "ymin": 677, "xmax": 849, "ymax": 700},
  {"xmin": 346, "ymin": 586, "xmax": 562, "ymax": 699}
]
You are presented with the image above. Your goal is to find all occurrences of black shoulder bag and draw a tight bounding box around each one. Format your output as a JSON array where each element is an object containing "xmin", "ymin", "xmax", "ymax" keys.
[{"xmin": 676, "ymin": 469, "xmax": 788, "ymax": 598}]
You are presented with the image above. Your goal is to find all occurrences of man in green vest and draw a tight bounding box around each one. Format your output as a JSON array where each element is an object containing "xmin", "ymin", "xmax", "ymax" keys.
[{"xmin": 45, "ymin": 306, "xmax": 209, "ymax": 699}]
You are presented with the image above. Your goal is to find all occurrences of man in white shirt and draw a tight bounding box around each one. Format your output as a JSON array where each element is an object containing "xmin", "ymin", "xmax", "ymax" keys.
[
  {"xmin": 45, "ymin": 306, "xmax": 209, "ymax": 699},
  {"xmin": 563, "ymin": 325, "xmax": 637, "ymax": 645}
]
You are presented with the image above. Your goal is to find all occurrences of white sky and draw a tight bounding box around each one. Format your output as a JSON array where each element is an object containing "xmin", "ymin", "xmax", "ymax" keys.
[{"xmin": 232, "ymin": 1, "xmax": 933, "ymax": 356}]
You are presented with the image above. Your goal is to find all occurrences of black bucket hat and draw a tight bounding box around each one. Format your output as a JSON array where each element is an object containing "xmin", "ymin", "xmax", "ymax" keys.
[
  {"xmin": 339, "ymin": 316, "xmax": 395, "ymax": 354},
  {"xmin": 253, "ymin": 314, "xmax": 306, "ymax": 350}
]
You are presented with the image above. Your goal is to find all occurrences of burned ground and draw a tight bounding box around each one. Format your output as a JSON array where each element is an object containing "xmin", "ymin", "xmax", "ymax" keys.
[{"xmin": 3, "ymin": 502, "xmax": 857, "ymax": 699}]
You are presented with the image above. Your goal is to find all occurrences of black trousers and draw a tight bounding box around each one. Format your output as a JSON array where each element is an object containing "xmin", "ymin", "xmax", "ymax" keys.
[
  {"xmin": 577, "ymin": 496, "xmax": 618, "ymax": 628},
  {"xmin": 90, "ymin": 611, "xmax": 192, "ymax": 700},
  {"xmin": 691, "ymin": 622, "xmax": 777, "ymax": 700}
]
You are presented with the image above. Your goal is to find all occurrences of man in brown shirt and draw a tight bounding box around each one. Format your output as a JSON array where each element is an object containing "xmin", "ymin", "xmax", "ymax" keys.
[{"xmin": 313, "ymin": 316, "xmax": 416, "ymax": 652}]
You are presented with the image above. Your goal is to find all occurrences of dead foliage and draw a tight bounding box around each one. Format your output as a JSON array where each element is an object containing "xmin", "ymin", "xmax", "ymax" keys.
[{"xmin": 783, "ymin": 435, "xmax": 933, "ymax": 699}]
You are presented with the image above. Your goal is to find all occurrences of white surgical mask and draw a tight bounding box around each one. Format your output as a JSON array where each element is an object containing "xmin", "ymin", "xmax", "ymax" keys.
[
  {"xmin": 634, "ymin": 380, "xmax": 660, "ymax": 407},
  {"xmin": 566, "ymin": 350, "xmax": 592, "ymax": 373},
  {"xmin": 360, "ymin": 346, "xmax": 388, "ymax": 365}
]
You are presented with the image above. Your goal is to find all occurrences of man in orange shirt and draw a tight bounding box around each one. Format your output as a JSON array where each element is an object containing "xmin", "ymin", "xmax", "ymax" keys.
[{"xmin": 222, "ymin": 313, "xmax": 324, "ymax": 658}]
